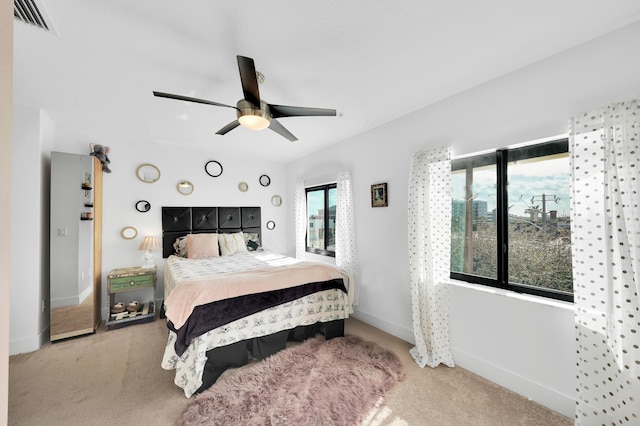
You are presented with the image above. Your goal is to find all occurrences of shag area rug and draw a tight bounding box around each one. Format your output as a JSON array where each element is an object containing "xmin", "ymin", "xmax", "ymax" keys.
[{"xmin": 177, "ymin": 334, "xmax": 406, "ymax": 426}]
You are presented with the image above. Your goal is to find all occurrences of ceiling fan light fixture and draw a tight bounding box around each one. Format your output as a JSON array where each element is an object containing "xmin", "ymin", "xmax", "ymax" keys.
[
  {"xmin": 237, "ymin": 100, "xmax": 271, "ymax": 130},
  {"xmin": 238, "ymin": 114, "xmax": 270, "ymax": 130}
]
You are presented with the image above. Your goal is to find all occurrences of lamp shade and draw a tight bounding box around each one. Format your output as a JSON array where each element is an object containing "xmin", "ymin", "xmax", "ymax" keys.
[{"xmin": 138, "ymin": 236, "xmax": 161, "ymax": 252}]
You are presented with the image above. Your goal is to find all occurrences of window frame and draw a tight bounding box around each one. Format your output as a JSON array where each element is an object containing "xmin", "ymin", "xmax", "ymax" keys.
[
  {"xmin": 305, "ymin": 183, "xmax": 337, "ymax": 257},
  {"xmin": 449, "ymin": 138, "xmax": 573, "ymax": 303}
]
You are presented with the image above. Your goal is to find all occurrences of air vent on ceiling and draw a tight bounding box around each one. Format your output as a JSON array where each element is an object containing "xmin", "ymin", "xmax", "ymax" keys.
[{"xmin": 14, "ymin": 0, "xmax": 53, "ymax": 32}]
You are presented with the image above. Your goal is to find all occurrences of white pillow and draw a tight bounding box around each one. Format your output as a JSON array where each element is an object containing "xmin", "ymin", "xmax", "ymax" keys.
[{"xmin": 219, "ymin": 232, "xmax": 248, "ymax": 256}]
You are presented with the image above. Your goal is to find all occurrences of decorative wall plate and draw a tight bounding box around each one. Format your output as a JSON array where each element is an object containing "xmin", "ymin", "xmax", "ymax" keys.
[
  {"xmin": 271, "ymin": 195, "xmax": 282, "ymax": 207},
  {"xmin": 266, "ymin": 220, "xmax": 276, "ymax": 230},
  {"xmin": 238, "ymin": 181, "xmax": 249, "ymax": 192}
]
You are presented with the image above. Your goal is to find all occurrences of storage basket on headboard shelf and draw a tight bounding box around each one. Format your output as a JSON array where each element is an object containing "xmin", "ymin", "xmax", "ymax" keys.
[{"xmin": 161, "ymin": 206, "xmax": 261, "ymax": 258}]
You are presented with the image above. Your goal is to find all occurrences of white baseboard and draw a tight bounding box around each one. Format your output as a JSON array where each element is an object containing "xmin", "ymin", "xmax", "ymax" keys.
[
  {"xmin": 351, "ymin": 309, "xmax": 415, "ymax": 345},
  {"xmin": 10, "ymin": 328, "xmax": 47, "ymax": 355},
  {"xmin": 451, "ymin": 347, "xmax": 575, "ymax": 418}
]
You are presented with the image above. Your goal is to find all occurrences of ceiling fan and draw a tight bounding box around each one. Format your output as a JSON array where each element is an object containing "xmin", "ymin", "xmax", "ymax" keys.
[{"xmin": 153, "ymin": 55, "xmax": 336, "ymax": 142}]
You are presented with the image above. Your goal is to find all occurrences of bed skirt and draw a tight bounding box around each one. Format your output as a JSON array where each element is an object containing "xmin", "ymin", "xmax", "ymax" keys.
[{"xmin": 196, "ymin": 319, "xmax": 344, "ymax": 394}]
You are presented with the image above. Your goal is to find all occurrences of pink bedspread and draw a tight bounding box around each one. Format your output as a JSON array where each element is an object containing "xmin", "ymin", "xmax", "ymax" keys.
[{"xmin": 164, "ymin": 261, "xmax": 344, "ymax": 329}]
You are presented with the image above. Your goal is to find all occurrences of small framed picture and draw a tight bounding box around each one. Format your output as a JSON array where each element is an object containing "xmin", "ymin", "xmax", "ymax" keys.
[{"xmin": 371, "ymin": 183, "xmax": 388, "ymax": 207}]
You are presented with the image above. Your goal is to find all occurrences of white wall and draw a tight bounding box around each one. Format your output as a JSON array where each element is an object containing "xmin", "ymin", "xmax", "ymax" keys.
[
  {"xmin": 1, "ymin": 0, "xmax": 13, "ymax": 420},
  {"xmin": 10, "ymin": 106, "xmax": 53, "ymax": 354},
  {"xmin": 48, "ymin": 138, "xmax": 289, "ymax": 319},
  {"xmin": 285, "ymin": 21, "xmax": 640, "ymax": 417}
]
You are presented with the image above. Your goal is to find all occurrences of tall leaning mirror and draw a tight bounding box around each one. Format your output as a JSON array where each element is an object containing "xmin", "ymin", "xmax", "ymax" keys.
[
  {"xmin": 136, "ymin": 163, "xmax": 161, "ymax": 183},
  {"xmin": 50, "ymin": 152, "xmax": 102, "ymax": 341}
]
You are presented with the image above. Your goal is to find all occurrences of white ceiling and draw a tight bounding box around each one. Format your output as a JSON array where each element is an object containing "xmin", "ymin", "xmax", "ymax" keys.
[{"xmin": 13, "ymin": 0, "xmax": 640, "ymax": 163}]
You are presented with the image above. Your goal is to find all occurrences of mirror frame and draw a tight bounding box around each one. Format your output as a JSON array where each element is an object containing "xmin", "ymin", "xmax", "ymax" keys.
[
  {"xmin": 271, "ymin": 195, "xmax": 282, "ymax": 207},
  {"xmin": 136, "ymin": 163, "xmax": 161, "ymax": 183},
  {"xmin": 259, "ymin": 174, "xmax": 271, "ymax": 187},
  {"xmin": 177, "ymin": 180, "xmax": 194, "ymax": 196},
  {"xmin": 121, "ymin": 226, "xmax": 138, "ymax": 240},
  {"xmin": 135, "ymin": 200, "xmax": 151, "ymax": 213},
  {"xmin": 205, "ymin": 160, "xmax": 223, "ymax": 178},
  {"xmin": 238, "ymin": 181, "xmax": 249, "ymax": 192},
  {"xmin": 266, "ymin": 220, "xmax": 276, "ymax": 230}
]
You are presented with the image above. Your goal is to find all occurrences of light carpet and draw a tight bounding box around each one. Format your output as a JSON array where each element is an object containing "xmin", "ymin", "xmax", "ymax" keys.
[{"xmin": 178, "ymin": 334, "xmax": 406, "ymax": 425}]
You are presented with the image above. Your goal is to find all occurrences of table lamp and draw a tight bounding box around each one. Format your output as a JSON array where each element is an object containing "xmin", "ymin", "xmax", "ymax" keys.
[{"xmin": 139, "ymin": 236, "xmax": 161, "ymax": 269}]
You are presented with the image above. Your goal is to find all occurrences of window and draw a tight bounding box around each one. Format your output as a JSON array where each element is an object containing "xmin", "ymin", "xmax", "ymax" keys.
[
  {"xmin": 450, "ymin": 138, "xmax": 573, "ymax": 302},
  {"xmin": 306, "ymin": 184, "xmax": 337, "ymax": 257}
]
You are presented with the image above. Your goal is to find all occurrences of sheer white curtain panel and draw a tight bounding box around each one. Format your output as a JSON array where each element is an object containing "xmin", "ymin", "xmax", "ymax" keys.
[
  {"xmin": 408, "ymin": 146, "xmax": 455, "ymax": 368},
  {"xmin": 569, "ymin": 99, "xmax": 639, "ymax": 425},
  {"xmin": 336, "ymin": 170, "xmax": 359, "ymax": 307},
  {"xmin": 294, "ymin": 179, "xmax": 307, "ymax": 259}
]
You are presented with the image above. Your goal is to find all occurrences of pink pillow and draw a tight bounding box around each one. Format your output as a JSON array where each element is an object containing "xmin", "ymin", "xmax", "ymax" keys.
[{"xmin": 186, "ymin": 233, "xmax": 219, "ymax": 259}]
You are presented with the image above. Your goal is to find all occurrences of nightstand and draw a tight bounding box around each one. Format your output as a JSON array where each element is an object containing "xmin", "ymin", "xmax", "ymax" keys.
[{"xmin": 105, "ymin": 266, "xmax": 156, "ymax": 330}]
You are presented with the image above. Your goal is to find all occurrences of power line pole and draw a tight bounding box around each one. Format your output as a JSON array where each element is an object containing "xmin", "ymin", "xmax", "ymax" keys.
[{"xmin": 530, "ymin": 193, "xmax": 560, "ymax": 224}]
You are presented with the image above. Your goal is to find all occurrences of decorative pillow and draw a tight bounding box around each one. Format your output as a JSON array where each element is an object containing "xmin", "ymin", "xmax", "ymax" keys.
[
  {"xmin": 187, "ymin": 233, "xmax": 219, "ymax": 259},
  {"xmin": 173, "ymin": 236, "xmax": 188, "ymax": 258},
  {"xmin": 219, "ymin": 232, "xmax": 249, "ymax": 256},
  {"xmin": 243, "ymin": 232, "xmax": 261, "ymax": 251}
]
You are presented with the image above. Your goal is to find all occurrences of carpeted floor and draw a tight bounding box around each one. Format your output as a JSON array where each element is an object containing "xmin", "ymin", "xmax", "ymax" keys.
[{"xmin": 8, "ymin": 317, "xmax": 572, "ymax": 425}]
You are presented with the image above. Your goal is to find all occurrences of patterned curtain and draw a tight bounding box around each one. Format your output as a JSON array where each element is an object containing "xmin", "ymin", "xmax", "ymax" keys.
[
  {"xmin": 569, "ymin": 99, "xmax": 639, "ymax": 424},
  {"xmin": 336, "ymin": 170, "xmax": 359, "ymax": 306},
  {"xmin": 294, "ymin": 179, "xmax": 307, "ymax": 259},
  {"xmin": 408, "ymin": 146, "xmax": 455, "ymax": 368}
]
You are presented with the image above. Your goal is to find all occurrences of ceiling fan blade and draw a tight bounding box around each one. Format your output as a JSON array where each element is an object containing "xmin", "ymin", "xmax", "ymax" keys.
[
  {"xmin": 268, "ymin": 118, "xmax": 298, "ymax": 142},
  {"xmin": 268, "ymin": 104, "xmax": 337, "ymax": 118},
  {"xmin": 237, "ymin": 56, "xmax": 261, "ymax": 107},
  {"xmin": 215, "ymin": 120, "xmax": 241, "ymax": 135},
  {"xmin": 153, "ymin": 91, "xmax": 238, "ymax": 110}
]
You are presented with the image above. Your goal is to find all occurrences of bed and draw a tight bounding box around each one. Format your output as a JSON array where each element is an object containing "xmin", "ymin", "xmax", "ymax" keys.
[{"xmin": 159, "ymin": 206, "xmax": 353, "ymax": 397}]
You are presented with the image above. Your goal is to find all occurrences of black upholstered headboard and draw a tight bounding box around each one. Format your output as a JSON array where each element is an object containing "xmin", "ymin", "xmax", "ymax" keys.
[{"xmin": 161, "ymin": 206, "xmax": 261, "ymax": 258}]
